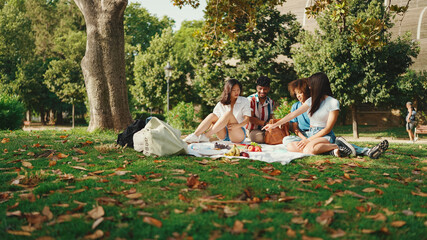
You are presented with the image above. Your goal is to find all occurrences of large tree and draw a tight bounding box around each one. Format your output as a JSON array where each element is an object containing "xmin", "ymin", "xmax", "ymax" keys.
[
  {"xmin": 293, "ymin": 0, "xmax": 419, "ymax": 137},
  {"xmin": 73, "ymin": 0, "xmax": 132, "ymax": 132}
]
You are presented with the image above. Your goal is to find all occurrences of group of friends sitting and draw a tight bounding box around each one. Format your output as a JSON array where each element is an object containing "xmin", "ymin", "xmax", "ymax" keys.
[{"xmin": 184, "ymin": 73, "xmax": 389, "ymax": 158}]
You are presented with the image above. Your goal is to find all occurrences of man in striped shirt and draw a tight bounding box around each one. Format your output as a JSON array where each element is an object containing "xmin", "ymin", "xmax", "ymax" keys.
[{"xmin": 247, "ymin": 76, "xmax": 275, "ymax": 143}]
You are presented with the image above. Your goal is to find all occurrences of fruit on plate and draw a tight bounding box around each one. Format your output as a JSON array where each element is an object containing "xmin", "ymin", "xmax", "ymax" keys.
[
  {"xmin": 224, "ymin": 144, "xmax": 240, "ymax": 156},
  {"xmin": 246, "ymin": 142, "xmax": 262, "ymax": 152},
  {"xmin": 240, "ymin": 152, "xmax": 249, "ymax": 158}
]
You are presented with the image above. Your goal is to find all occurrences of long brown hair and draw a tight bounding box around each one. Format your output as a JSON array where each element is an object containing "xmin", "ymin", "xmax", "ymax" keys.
[
  {"xmin": 308, "ymin": 72, "xmax": 333, "ymax": 116},
  {"xmin": 288, "ymin": 78, "xmax": 310, "ymax": 102},
  {"xmin": 220, "ymin": 79, "xmax": 242, "ymax": 105}
]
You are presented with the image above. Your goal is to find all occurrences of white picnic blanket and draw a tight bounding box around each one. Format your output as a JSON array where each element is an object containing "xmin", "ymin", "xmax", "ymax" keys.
[{"xmin": 187, "ymin": 140, "xmax": 312, "ymax": 165}]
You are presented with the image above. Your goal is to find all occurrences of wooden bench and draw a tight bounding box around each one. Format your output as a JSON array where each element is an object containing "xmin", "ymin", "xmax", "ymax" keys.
[{"xmin": 415, "ymin": 125, "xmax": 427, "ymax": 139}]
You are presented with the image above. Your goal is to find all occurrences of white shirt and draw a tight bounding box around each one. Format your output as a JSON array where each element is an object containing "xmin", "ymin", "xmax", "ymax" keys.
[
  {"xmin": 305, "ymin": 96, "xmax": 340, "ymax": 127},
  {"xmin": 213, "ymin": 96, "xmax": 251, "ymax": 124}
]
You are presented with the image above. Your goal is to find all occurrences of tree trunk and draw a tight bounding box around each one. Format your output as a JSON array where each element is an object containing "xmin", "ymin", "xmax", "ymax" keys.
[
  {"xmin": 72, "ymin": 103, "xmax": 75, "ymax": 129},
  {"xmin": 351, "ymin": 105, "xmax": 359, "ymax": 138},
  {"xmin": 73, "ymin": 0, "xmax": 132, "ymax": 132}
]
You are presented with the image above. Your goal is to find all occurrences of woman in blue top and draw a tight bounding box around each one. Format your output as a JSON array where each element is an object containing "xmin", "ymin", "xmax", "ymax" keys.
[
  {"xmin": 264, "ymin": 72, "xmax": 352, "ymax": 157},
  {"xmin": 283, "ymin": 78, "xmax": 389, "ymax": 158}
]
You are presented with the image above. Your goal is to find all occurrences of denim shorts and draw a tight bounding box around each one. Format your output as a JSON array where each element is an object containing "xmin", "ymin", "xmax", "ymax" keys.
[
  {"xmin": 307, "ymin": 127, "xmax": 336, "ymax": 143},
  {"xmin": 222, "ymin": 127, "xmax": 246, "ymax": 143},
  {"xmin": 406, "ymin": 121, "xmax": 416, "ymax": 130},
  {"xmin": 282, "ymin": 130, "xmax": 309, "ymax": 147}
]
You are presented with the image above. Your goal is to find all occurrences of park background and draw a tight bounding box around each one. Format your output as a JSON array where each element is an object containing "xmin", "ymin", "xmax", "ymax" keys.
[
  {"xmin": 0, "ymin": 0, "xmax": 426, "ymax": 136},
  {"xmin": 1, "ymin": 1, "xmax": 427, "ymax": 239}
]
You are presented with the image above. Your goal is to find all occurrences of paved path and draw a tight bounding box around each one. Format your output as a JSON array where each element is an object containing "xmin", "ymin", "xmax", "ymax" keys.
[{"xmin": 341, "ymin": 136, "xmax": 426, "ymax": 145}]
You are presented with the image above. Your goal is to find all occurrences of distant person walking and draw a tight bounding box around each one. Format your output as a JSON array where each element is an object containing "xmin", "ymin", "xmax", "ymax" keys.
[{"xmin": 406, "ymin": 102, "xmax": 417, "ymax": 143}]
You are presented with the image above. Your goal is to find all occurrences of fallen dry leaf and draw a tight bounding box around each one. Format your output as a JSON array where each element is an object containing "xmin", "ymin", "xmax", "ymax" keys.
[
  {"xmin": 1, "ymin": 138, "xmax": 10, "ymax": 143},
  {"xmin": 88, "ymin": 206, "xmax": 104, "ymax": 219},
  {"xmin": 57, "ymin": 153, "xmax": 69, "ymax": 159},
  {"xmin": 231, "ymin": 220, "xmax": 246, "ymax": 234},
  {"xmin": 143, "ymin": 216, "xmax": 162, "ymax": 228},
  {"xmin": 126, "ymin": 193, "xmax": 142, "ymax": 199},
  {"xmin": 391, "ymin": 221, "xmax": 406, "ymax": 227},
  {"xmin": 59, "ymin": 135, "xmax": 68, "ymax": 139},
  {"xmin": 74, "ymin": 148, "xmax": 87, "ymax": 155},
  {"xmin": 22, "ymin": 161, "xmax": 33, "ymax": 169},
  {"xmin": 21, "ymin": 225, "xmax": 37, "ymax": 232},
  {"xmin": 316, "ymin": 210, "xmax": 334, "ymax": 226},
  {"xmin": 411, "ymin": 191, "xmax": 427, "ymax": 197},
  {"xmin": 302, "ymin": 235, "xmax": 323, "ymax": 240},
  {"xmin": 324, "ymin": 197, "xmax": 334, "ymax": 206},
  {"xmin": 7, "ymin": 230, "xmax": 31, "ymax": 236},
  {"xmin": 362, "ymin": 188, "xmax": 376, "ymax": 193},
  {"xmin": 286, "ymin": 228, "xmax": 296, "ymax": 238},
  {"xmin": 92, "ymin": 217, "xmax": 104, "ymax": 229},
  {"xmin": 361, "ymin": 229, "xmax": 376, "ymax": 234},
  {"xmin": 365, "ymin": 213, "xmax": 387, "ymax": 221},
  {"xmin": 6, "ymin": 210, "xmax": 22, "ymax": 217},
  {"xmin": 84, "ymin": 229, "xmax": 103, "ymax": 239},
  {"xmin": 291, "ymin": 217, "xmax": 307, "ymax": 225},
  {"xmin": 71, "ymin": 166, "xmax": 88, "ymax": 171},
  {"xmin": 42, "ymin": 206, "xmax": 53, "ymax": 220},
  {"xmin": 278, "ymin": 196, "xmax": 297, "ymax": 202},
  {"xmin": 268, "ymin": 169, "xmax": 282, "ymax": 176},
  {"xmin": 330, "ymin": 228, "xmax": 346, "ymax": 238},
  {"xmin": 49, "ymin": 160, "xmax": 57, "ymax": 167},
  {"xmin": 343, "ymin": 173, "xmax": 351, "ymax": 179}
]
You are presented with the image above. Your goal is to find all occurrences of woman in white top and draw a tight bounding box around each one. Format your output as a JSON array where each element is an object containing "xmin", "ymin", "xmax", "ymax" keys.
[
  {"xmin": 263, "ymin": 72, "xmax": 352, "ymax": 157},
  {"xmin": 184, "ymin": 79, "xmax": 251, "ymax": 143}
]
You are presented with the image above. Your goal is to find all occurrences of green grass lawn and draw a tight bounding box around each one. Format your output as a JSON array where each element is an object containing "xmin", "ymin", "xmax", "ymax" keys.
[{"xmin": 0, "ymin": 128, "xmax": 426, "ymax": 239}]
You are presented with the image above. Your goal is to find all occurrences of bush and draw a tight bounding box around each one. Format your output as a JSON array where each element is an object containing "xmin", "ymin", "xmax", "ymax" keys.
[
  {"xmin": 165, "ymin": 102, "xmax": 198, "ymax": 130},
  {"xmin": 273, "ymin": 97, "xmax": 297, "ymax": 119},
  {"xmin": 0, "ymin": 94, "xmax": 25, "ymax": 130}
]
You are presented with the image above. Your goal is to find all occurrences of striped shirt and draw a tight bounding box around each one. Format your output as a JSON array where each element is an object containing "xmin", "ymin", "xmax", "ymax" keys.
[{"xmin": 247, "ymin": 93, "xmax": 274, "ymax": 130}]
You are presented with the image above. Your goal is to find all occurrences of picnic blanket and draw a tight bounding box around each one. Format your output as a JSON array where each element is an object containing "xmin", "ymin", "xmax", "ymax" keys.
[{"xmin": 187, "ymin": 140, "xmax": 312, "ymax": 165}]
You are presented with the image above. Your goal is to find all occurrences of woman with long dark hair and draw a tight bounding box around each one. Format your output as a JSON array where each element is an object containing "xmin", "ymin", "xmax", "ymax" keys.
[
  {"xmin": 263, "ymin": 72, "xmax": 352, "ymax": 157},
  {"xmin": 184, "ymin": 79, "xmax": 251, "ymax": 143}
]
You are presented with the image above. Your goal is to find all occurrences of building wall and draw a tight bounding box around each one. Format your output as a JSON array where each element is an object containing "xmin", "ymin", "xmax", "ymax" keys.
[{"xmin": 277, "ymin": 0, "xmax": 427, "ymax": 71}]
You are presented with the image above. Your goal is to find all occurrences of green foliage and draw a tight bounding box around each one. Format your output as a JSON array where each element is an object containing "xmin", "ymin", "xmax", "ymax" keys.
[
  {"xmin": 394, "ymin": 70, "xmax": 427, "ymax": 114},
  {"xmin": 0, "ymin": 93, "xmax": 25, "ymax": 130},
  {"xmin": 273, "ymin": 97, "xmax": 297, "ymax": 119},
  {"xmin": 44, "ymin": 30, "xmax": 86, "ymax": 105},
  {"xmin": 193, "ymin": 5, "xmax": 301, "ymax": 108},
  {"xmin": 165, "ymin": 101, "xmax": 198, "ymax": 130},
  {"xmin": 132, "ymin": 28, "xmax": 196, "ymax": 110},
  {"xmin": 292, "ymin": 0, "xmax": 419, "ymax": 109}
]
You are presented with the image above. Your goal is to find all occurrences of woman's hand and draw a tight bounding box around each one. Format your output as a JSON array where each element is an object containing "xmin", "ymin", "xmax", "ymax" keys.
[
  {"xmin": 262, "ymin": 123, "xmax": 276, "ymax": 131},
  {"xmin": 296, "ymin": 138, "xmax": 310, "ymax": 150}
]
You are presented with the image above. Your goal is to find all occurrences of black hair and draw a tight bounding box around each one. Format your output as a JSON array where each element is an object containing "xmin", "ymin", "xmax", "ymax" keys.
[
  {"xmin": 256, "ymin": 76, "xmax": 271, "ymax": 87},
  {"xmin": 308, "ymin": 72, "xmax": 333, "ymax": 116},
  {"xmin": 220, "ymin": 79, "xmax": 242, "ymax": 105}
]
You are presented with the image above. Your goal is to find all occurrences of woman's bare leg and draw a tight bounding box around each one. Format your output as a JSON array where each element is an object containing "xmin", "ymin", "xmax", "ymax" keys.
[
  {"xmin": 205, "ymin": 111, "xmax": 245, "ymax": 142},
  {"xmin": 302, "ymin": 138, "xmax": 337, "ymax": 155},
  {"xmin": 407, "ymin": 129, "xmax": 414, "ymax": 141},
  {"xmin": 287, "ymin": 142, "xmax": 302, "ymax": 153},
  {"xmin": 194, "ymin": 113, "xmax": 218, "ymax": 136}
]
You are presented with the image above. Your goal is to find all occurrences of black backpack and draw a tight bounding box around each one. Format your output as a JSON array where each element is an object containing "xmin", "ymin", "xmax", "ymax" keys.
[{"xmin": 117, "ymin": 118, "xmax": 146, "ymax": 148}]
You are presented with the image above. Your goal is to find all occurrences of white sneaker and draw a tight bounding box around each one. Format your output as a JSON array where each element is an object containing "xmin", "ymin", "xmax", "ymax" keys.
[
  {"xmin": 198, "ymin": 134, "xmax": 210, "ymax": 142},
  {"xmin": 414, "ymin": 137, "xmax": 418, "ymax": 142},
  {"xmin": 407, "ymin": 140, "xmax": 414, "ymax": 144},
  {"xmin": 184, "ymin": 133, "xmax": 199, "ymax": 143}
]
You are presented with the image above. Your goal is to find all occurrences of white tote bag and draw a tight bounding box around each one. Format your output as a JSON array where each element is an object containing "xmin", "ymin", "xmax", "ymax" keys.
[{"xmin": 133, "ymin": 117, "xmax": 188, "ymax": 156}]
